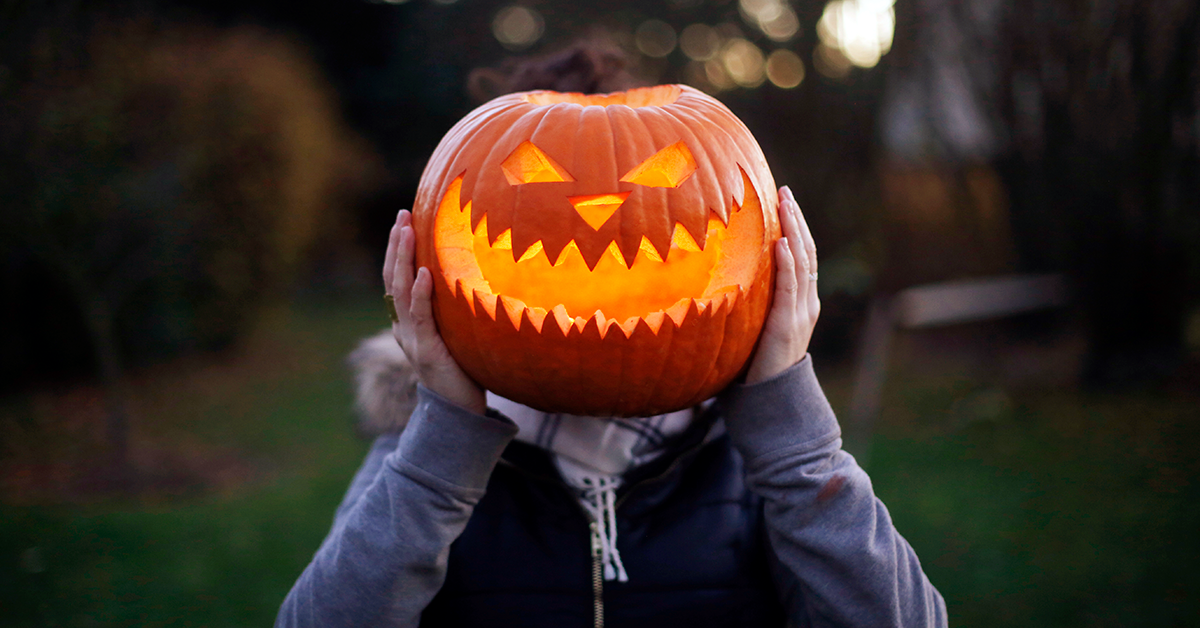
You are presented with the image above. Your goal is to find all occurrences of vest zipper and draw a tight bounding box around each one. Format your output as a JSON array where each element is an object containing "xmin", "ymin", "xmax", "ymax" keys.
[
  {"xmin": 493, "ymin": 412, "xmax": 719, "ymax": 628},
  {"xmin": 589, "ymin": 521, "xmax": 604, "ymax": 628}
]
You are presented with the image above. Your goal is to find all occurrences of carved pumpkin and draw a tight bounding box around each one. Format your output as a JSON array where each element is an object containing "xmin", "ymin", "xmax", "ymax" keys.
[{"xmin": 412, "ymin": 84, "xmax": 780, "ymax": 416}]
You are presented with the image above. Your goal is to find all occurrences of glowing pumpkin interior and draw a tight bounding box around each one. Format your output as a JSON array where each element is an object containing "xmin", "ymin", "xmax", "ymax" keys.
[
  {"xmin": 413, "ymin": 84, "xmax": 780, "ymax": 416},
  {"xmin": 433, "ymin": 121, "xmax": 766, "ymax": 336}
]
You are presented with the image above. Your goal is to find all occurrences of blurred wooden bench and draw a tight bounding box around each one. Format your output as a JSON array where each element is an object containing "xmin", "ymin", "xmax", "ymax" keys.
[{"xmin": 844, "ymin": 273, "xmax": 1069, "ymax": 465}]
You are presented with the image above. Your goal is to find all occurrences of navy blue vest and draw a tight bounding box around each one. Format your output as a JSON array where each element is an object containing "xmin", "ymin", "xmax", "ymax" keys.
[{"xmin": 420, "ymin": 417, "xmax": 787, "ymax": 627}]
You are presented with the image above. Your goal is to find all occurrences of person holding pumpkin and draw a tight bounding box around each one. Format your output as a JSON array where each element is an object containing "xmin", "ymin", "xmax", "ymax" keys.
[{"xmin": 277, "ymin": 45, "xmax": 945, "ymax": 628}]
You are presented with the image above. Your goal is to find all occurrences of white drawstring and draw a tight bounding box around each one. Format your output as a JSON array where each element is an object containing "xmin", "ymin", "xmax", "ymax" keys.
[{"xmin": 580, "ymin": 475, "xmax": 628, "ymax": 582}]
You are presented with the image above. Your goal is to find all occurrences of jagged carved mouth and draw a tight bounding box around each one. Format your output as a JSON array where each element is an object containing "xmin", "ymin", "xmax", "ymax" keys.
[{"xmin": 432, "ymin": 173, "xmax": 765, "ymax": 339}]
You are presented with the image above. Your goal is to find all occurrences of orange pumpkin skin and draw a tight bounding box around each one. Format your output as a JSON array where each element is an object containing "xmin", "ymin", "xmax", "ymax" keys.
[{"xmin": 412, "ymin": 84, "xmax": 780, "ymax": 417}]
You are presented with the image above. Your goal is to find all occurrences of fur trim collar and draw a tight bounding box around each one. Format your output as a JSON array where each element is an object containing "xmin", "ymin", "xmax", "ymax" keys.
[{"xmin": 348, "ymin": 330, "xmax": 418, "ymax": 437}]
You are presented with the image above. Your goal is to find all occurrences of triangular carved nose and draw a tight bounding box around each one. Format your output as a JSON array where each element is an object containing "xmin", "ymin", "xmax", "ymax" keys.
[{"xmin": 568, "ymin": 192, "xmax": 630, "ymax": 230}]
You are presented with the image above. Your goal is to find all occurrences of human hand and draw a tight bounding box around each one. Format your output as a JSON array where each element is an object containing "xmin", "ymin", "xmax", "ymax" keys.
[
  {"xmin": 384, "ymin": 210, "xmax": 486, "ymax": 414},
  {"xmin": 744, "ymin": 186, "xmax": 820, "ymax": 385}
]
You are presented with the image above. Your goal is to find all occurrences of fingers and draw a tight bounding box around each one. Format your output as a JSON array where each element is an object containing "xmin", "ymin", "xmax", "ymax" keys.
[
  {"xmin": 782, "ymin": 188, "xmax": 819, "ymax": 317},
  {"xmin": 390, "ymin": 224, "xmax": 417, "ymax": 318},
  {"xmin": 782, "ymin": 186, "xmax": 817, "ymax": 277},
  {"xmin": 779, "ymin": 195, "xmax": 810, "ymax": 282},
  {"xmin": 775, "ymin": 237, "xmax": 799, "ymax": 299},
  {"xmin": 410, "ymin": 266, "xmax": 435, "ymax": 335},
  {"xmin": 383, "ymin": 228, "xmax": 398, "ymax": 290},
  {"xmin": 383, "ymin": 210, "xmax": 412, "ymax": 291}
]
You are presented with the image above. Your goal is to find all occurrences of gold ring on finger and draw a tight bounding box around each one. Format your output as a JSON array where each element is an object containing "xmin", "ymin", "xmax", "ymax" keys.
[{"xmin": 383, "ymin": 294, "xmax": 400, "ymax": 323}]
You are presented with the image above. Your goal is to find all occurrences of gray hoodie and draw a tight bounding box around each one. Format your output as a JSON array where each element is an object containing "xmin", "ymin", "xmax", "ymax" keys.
[{"xmin": 276, "ymin": 336, "xmax": 946, "ymax": 627}]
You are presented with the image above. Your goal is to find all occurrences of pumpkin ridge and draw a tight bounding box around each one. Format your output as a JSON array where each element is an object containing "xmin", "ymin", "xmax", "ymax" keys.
[
  {"xmin": 691, "ymin": 96, "xmax": 776, "ymax": 215},
  {"xmin": 615, "ymin": 104, "xmax": 675, "ymax": 259},
  {"xmin": 673, "ymin": 293, "xmax": 728, "ymax": 409},
  {"xmin": 520, "ymin": 103, "xmax": 585, "ymax": 264},
  {"xmin": 643, "ymin": 299, "xmax": 698, "ymax": 409},
  {"xmin": 450, "ymin": 102, "xmax": 532, "ymax": 213},
  {"xmin": 604, "ymin": 105, "xmax": 672, "ymax": 258},
  {"xmin": 472, "ymin": 105, "xmax": 556, "ymax": 238},
  {"xmin": 464, "ymin": 104, "xmax": 552, "ymax": 234},
  {"xmin": 668, "ymin": 99, "xmax": 749, "ymax": 218},
  {"xmin": 638, "ymin": 106, "xmax": 708, "ymax": 253},
  {"xmin": 657, "ymin": 103, "xmax": 727, "ymax": 230}
]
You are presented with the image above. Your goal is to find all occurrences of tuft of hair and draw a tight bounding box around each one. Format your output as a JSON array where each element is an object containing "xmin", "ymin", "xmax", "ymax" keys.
[
  {"xmin": 467, "ymin": 36, "xmax": 640, "ymax": 104},
  {"xmin": 347, "ymin": 329, "xmax": 419, "ymax": 437}
]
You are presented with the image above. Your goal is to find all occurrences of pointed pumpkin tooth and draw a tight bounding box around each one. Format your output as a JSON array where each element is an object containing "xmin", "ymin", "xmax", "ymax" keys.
[
  {"xmin": 664, "ymin": 297, "xmax": 692, "ymax": 326},
  {"xmin": 711, "ymin": 284, "xmax": 740, "ymax": 311},
  {"xmin": 642, "ymin": 310, "xmax": 666, "ymax": 335},
  {"xmin": 614, "ymin": 234, "xmax": 640, "ymax": 269},
  {"xmin": 586, "ymin": 310, "xmax": 610, "ymax": 339},
  {"xmin": 592, "ymin": 309, "xmax": 607, "ymax": 330},
  {"xmin": 540, "ymin": 237, "xmax": 569, "ymax": 268},
  {"xmin": 671, "ymin": 223, "xmax": 703, "ymax": 252},
  {"xmin": 638, "ymin": 236, "xmax": 663, "ymax": 262},
  {"xmin": 709, "ymin": 292, "xmax": 728, "ymax": 314},
  {"xmin": 550, "ymin": 241, "xmax": 580, "ymax": 267},
  {"xmin": 524, "ymin": 306, "xmax": 548, "ymax": 333},
  {"xmin": 576, "ymin": 238, "xmax": 609, "ymax": 271},
  {"xmin": 498, "ymin": 295, "xmax": 526, "ymax": 330},
  {"xmin": 607, "ymin": 317, "xmax": 631, "ymax": 339},
  {"xmin": 473, "ymin": 289, "xmax": 498, "ymax": 321},
  {"xmin": 456, "ymin": 278, "xmax": 475, "ymax": 316},
  {"xmin": 706, "ymin": 214, "xmax": 725, "ymax": 241},
  {"xmin": 605, "ymin": 241, "xmax": 626, "ymax": 265},
  {"xmin": 515, "ymin": 240, "xmax": 544, "ymax": 263},
  {"xmin": 549, "ymin": 304, "xmax": 573, "ymax": 335},
  {"xmin": 492, "ymin": 228, "xmax": 513, "ymax": 250},
  {"xmin": 621, "ymin": 315, "xmax": 642, "ymax": 337}
]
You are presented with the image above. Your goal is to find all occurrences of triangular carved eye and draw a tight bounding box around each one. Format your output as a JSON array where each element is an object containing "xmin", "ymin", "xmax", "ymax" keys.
[
  {"xmin": 620, "ymin": 141, "xmax": 697, "ymax": 188},
  {"xmin": 501, "ymin": 141, "xmax": 575, "ymax": 185}
]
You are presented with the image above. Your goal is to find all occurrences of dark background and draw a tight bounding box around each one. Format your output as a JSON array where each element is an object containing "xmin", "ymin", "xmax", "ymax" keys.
[{"xmin": 2, "ymin": 0, "xmax": 1198, "ymax": 626}]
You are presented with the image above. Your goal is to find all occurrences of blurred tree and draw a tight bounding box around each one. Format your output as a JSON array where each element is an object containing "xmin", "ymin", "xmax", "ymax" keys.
[
  {"xmin": 997, "ymin": 0, "xmax": 1200, "ymax": 384},
  {"xmin": 0, "ymin": 13, "xmax": 377, "ymax": 484},
  {"xmin": 882, "ymin": 0, "xmax": 1200, "ymax": 384}
]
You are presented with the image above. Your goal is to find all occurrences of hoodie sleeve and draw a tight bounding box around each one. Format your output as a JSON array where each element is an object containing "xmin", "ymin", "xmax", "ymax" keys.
[
  {"xmin": 276, "ymin": 385, "xmax": 518, "ymax": 628},
  {"xmin": 719, "ymin": 356, "xmax": 947, "ymax": 628}
]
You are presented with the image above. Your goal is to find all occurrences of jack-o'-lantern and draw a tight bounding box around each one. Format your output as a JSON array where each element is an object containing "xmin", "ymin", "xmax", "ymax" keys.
[{"xmin": 412, "ymin": 84, "xmax": 780, "ymax": 416}]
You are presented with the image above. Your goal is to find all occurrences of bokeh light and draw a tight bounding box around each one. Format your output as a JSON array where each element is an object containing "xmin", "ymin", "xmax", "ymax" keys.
[
  {"xmin": 680, "ymin": 24, "xmax": 721, "ymax": 61},
  {"xmin": 816, "ymin": 0, "xmax": 895, "ymax": 69},
  {"xmin": 813, "ymin": 41, "xmax": 852, "ymax": 79},
  {"xmin": 739, "ymin": 0, "xmax": 800, "ymax": 43},
  {"xmin": 683, "ymin": 60, "xmax": 711, "ymax": 91},
  {"xmin": 760, "ymin": 8, "xmax": 800, "ymax": 42},
  {"xmin": 766, "ymin": 49, "xmax": 805, "ymax": 88},
  {"xmin": 704, "ymin": 59, "xmax": 737, "ymax": 91},
  {"xmin": 635, "ymin": 20, "xmax": 678, "ymax": 58},
  {"xmin": 492, "ymin": 6, "xmax": 545, "ymax": 50},
  {"xmin": 715, "ymin": 21, "xmax": 747, "ymax": 41},
  {"xmin": 720, "ymin": 38, "xmax": 765, "ymax": 88}
]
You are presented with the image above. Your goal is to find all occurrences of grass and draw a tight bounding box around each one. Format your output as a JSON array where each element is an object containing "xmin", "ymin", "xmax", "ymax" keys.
[
  {"xmin": 1, "ymin": 295, "xmax": 387, "ymax": 628},
  {"xmin": 2, "ymin": 295, "xmax": 1198, "ymax": 626},
  {"xmin": 869, "ymin": 375, "xmax": 1200, "ymax": 627}
]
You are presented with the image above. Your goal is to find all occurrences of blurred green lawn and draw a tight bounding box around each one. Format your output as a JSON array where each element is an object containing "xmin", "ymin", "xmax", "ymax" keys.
[{"xmin": 2, "ymin": 296, "xmax": 1197, "ymax": 627}]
